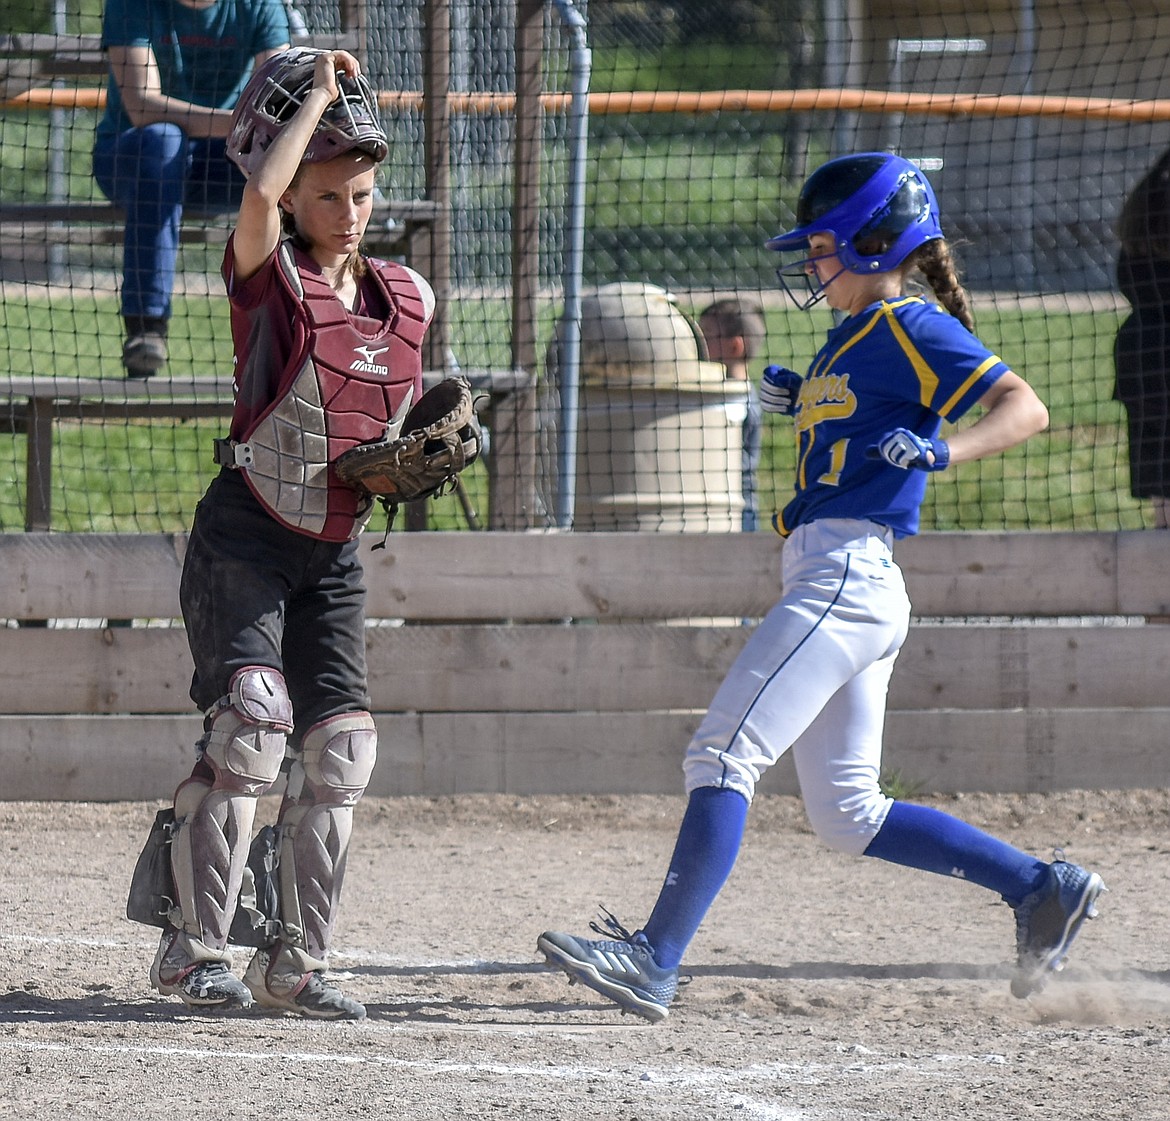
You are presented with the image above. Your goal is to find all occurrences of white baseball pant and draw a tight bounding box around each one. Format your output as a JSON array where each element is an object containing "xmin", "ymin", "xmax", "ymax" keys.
[{"xmin": 683, "ymin": 517, "xmax": 911, "ymax": 855}]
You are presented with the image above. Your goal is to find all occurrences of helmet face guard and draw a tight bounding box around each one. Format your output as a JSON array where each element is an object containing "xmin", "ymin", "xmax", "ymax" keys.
[
  {"xmin": 766, "ymin": 152, "xmax": 943, "ymax": 309},
  {"xmin": 227, "ymin": 48, "xmax": 388, "ymax": 178}
]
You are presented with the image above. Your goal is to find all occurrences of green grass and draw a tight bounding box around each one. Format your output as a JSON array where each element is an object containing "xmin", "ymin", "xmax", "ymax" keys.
[
  {"xmin": 879, "ymin": 768, "xmax": 926, "ymax": 800},
  {"xmin": 0, "ymin": 291, "xmax": 1149, "ymax": 533},
  {"xmin": 589, "ymin": 43, "xmax": 794, "ymax": 95},
  {"xmin": 0, "ymin": 284, "xmax": 509, "ymax": 531},
  {"xmin": 0, "ymin": 290, "xmax": 232, "ymax": 379},
  {"xmin": 925, "ymin": 306, "xmax": 1147, "ymax": 531},
  {"xmin": 588, "ymin": 131, "xmax": 788, "ymax": 232}
]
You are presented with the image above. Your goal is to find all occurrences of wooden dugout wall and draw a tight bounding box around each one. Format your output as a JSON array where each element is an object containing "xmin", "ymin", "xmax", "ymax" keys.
[{"xmin": 1, "ymin": 530, "xmax": 1168, "ymax": 802}]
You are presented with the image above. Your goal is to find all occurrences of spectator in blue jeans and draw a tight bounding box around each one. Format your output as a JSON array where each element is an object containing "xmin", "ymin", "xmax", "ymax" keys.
[{"xmin": 93, "ymin": 0, "xmax": 289, "ymax": 377}]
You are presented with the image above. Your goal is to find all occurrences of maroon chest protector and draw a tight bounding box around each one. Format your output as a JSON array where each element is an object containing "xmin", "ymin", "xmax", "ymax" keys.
[{"xmin": 228, "ymin": 244, "xmax": 428, "ymax": 541}]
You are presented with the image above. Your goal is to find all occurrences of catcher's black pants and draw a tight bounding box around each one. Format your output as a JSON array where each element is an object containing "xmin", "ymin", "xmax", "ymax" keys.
[{"xmin": 180, "ymin": 469, "xmax": 371, "ymax": 747}]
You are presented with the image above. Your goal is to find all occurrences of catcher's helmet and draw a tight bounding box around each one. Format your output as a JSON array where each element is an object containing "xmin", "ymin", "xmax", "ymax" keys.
[
  {"xmin": 226, "ymin": 48, "xmax": 388, "ymax": 178},
  {"xmin": 766, "ymin": 153, "xmax": 943, "ymax": 306}
]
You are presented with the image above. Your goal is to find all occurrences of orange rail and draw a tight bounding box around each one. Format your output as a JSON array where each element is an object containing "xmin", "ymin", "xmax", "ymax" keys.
[{"xmin": 6, "ymin": 85, "xmax": 1170, "ymax": 123}]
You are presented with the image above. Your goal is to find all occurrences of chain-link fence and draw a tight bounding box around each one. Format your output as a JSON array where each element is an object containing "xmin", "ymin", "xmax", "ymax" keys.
[{"xmin": 0, "ymin": 0, "xmax": 1163, "ymax": 532}]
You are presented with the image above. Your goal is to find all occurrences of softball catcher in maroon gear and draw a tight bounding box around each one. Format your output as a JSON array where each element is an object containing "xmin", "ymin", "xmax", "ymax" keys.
[{"xmin": 127, "ymin": 48, "xmax": 433, "ymax": 1019}]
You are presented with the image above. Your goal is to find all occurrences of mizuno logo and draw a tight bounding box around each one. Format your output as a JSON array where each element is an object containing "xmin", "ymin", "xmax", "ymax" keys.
[{"xmin": 350, "ymin": 344, "xmax": 391, "ymax": 376}]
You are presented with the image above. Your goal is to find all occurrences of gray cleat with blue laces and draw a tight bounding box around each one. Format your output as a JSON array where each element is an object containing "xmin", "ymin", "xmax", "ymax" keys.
[
  {"xmin": 538, "ymin": 909, "xmax": 678, "ymax": 1023},
  {"xmin": 1011, "ymin": 860, "xmax": 1105, "ymax": 998}
]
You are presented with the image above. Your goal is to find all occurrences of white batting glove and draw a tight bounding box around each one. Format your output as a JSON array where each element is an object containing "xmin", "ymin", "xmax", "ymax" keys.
[
  {"xmin": 865, "ymin": 428, "xmax": 951, "ymax": 471},
  {"xmin": 759, "ymin": 364, "xmax": 803, "ymax": 415}
]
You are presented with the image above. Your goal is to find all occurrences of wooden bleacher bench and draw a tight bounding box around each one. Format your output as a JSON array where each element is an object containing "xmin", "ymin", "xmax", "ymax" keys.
[
  {"xmin": 0, "ymin": 32, "xmax": 107, "ymax": 92},
  {"xmin": 0, "ymin": 31, "xmax": 435, "ymax": 256},
  {"xmin": 0, "ymin": 197, "xmax": 441, "ymax": 256},
  {"xmin": 0, "ymin": 367, "xmax": 533, "ymax": 531}
]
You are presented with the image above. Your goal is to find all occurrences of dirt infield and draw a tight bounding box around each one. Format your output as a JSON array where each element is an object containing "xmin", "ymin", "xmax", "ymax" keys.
[{"xmin": 2, "ymin": 789, "xmax": 1169, "ymax": 1120}]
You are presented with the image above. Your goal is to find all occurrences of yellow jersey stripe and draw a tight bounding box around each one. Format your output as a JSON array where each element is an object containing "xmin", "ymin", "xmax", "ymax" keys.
[
  {"xmin": 938, "ymin": 355, "xmax": 1000, "ymax": 417},
  {"xmin": 882, "ymin": 305, "xmax": 939, "ymax": 407}
]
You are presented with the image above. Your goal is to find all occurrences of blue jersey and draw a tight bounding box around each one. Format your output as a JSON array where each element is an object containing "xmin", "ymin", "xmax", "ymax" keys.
[
  {"xmin": 98, "ymin": 0, "xmax": 289, "ymax": 141},
  {"xmin": 775, "ymin": 296, "xmax": 1008, "ymax": 538}
]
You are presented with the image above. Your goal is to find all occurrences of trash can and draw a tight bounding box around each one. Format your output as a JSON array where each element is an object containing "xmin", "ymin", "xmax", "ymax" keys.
[{"xmin": 555, "ymin": 283, "xmax": 748, "ymax": 532}]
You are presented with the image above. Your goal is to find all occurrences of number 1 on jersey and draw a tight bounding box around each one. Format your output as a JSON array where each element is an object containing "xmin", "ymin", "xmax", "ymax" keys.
[{"xmin": 818, "ymin": 438, "xmax": 849, "ymax": 486}]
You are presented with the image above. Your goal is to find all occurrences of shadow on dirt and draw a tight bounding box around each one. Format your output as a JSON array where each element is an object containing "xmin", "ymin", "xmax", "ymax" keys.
[{"xmin": 0, "ymin": 988, "xmax": 255, "ymax": 1023}]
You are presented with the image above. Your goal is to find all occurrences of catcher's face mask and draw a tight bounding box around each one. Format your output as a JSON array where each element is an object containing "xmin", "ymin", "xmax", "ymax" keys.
[{"xmin": 227, "ymin": 48, "xmax": 388, "ymax": 178}]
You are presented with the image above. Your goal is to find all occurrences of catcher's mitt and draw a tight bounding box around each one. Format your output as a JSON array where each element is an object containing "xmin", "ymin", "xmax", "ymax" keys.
[{"xmin": 334, "ymin": 375, "xmax": 482, "ymax": 503}]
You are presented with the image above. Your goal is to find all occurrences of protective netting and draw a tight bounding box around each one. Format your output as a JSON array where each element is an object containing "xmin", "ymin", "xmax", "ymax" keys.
[{"xmin": 0, "ymin": 1, "xmax": 1165, "ymax": 533}]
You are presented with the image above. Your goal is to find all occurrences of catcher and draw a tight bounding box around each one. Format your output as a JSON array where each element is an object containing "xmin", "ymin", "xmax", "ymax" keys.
[{"xmin": 125, "ymin": 47, "xmax": 474, "ymax": 1019}]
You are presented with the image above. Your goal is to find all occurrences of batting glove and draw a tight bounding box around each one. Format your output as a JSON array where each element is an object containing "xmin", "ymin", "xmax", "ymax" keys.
[
  {"xmin": 759, "ymin": 364, "xmax": 803, "ymax": 415},
  {"xmin": 865, "ymin": 428, "xmax": 951, "ymax": 471}
]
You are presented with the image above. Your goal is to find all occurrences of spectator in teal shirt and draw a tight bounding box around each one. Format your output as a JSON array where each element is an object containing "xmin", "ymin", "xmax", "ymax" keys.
[{"xmin": 94, "ymin": 0, "xmax": 289, "ymax": 376}]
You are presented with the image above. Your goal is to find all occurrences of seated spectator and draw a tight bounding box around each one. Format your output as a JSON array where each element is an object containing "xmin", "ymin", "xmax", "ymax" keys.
[{"xmin": 93, "ymin": 0, "xmax": 290, "ymax": 377}]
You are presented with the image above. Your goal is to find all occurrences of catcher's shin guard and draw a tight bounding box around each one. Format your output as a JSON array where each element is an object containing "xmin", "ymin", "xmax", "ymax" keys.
[
  {"xmin": 167, "ymin": 667, "xmax": 292, "ymax": 960},
  {"xmin": 271, "ymin": 711, "xmax": 378, "ymax": 970}
]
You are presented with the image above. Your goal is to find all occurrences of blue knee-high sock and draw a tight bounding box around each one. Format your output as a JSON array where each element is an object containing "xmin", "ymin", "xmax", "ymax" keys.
[
  {"xmin": 641, "ymin": 786, "xmax": 749, "ymax": 970},
  {"xmin": 863, "ymin": 801, "xmax": 1048, "ymax": 906}
]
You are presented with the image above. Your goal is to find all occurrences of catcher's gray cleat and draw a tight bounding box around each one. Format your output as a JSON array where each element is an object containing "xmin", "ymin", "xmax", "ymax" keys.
[
  {"xmin": 538, "ymin": 910, "xmax": 678, "ymax": 1024},
  {"xmin": 244, "ymin": 947, "xmax": 367, "ymax": 1020},
  {"xmin": 151, "ymin": 951, "xmax": 253, "ymax": 1011},
  {"xmin": 1011, "ymin": 860, "xmax": 1105, "ymax": 999},
  {"xmin": 151, "ymin": 927, "xmax": 253, "ymax": 1010}
]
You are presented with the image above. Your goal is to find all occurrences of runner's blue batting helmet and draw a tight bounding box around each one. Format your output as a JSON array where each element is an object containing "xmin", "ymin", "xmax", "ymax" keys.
[{"xmin": 766, "ymin": 153, "xmax": 943, "ymax": 306}]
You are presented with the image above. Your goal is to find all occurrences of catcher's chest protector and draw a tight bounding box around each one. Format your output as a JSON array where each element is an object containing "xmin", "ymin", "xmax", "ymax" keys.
[{"xmin": 233, "ymin": 245, "xmax": 427, "ymax": 541}]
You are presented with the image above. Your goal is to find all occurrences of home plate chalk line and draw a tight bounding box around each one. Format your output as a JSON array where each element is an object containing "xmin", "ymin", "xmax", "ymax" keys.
[
  {"xmin": 0, "ymin": 929, "xmax": 1012, "ymax": 1120},
  {"xmin": 0, "ymin": 1034, "xmax": 1006, "ymax": 1095}
]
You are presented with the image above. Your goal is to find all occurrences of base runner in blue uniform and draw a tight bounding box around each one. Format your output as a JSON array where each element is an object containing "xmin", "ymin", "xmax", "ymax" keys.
[{"xmin": 538, "ymin": 152, "xmax": 1105, "ymax": 1023}]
